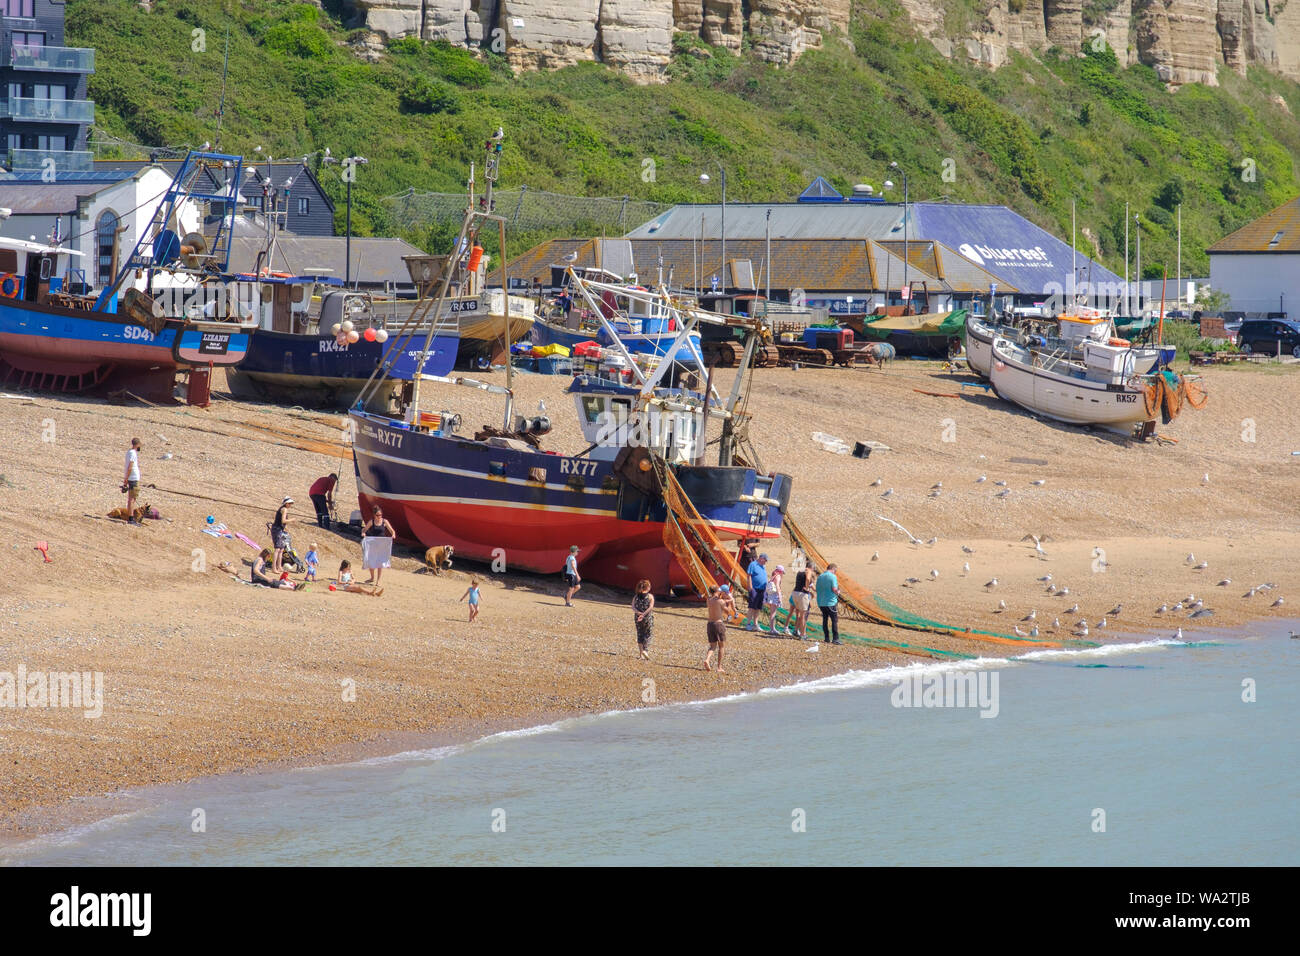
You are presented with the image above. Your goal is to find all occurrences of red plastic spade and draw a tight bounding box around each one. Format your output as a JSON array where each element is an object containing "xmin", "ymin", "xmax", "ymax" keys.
[{"xmin": 34, "ymin": 541, "xmax": 51, "ymax": 563}]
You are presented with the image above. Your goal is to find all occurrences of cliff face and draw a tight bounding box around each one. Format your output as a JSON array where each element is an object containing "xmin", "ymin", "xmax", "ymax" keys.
[
  {"xmin": 346, "ymin": 0, "xmax": 1300, "ymax": 87},
  {"xmin": 345, "ymin": 0, "xmax": 849, "ymax": 81}
]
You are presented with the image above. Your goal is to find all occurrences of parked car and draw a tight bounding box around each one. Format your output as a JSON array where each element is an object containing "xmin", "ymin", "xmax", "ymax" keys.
[{"xmin": 1236, "ymin": 319, "xmax": 1300, "ymax": 357}]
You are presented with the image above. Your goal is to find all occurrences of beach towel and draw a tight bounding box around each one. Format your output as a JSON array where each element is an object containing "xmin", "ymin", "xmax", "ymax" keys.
[
  {"xmin": 234, "ymin": 532, "xmax": 259, "ymax": 550},
  {"xmin": 361, "ymin": 535, "xmax": 393, "ymax": 570}
]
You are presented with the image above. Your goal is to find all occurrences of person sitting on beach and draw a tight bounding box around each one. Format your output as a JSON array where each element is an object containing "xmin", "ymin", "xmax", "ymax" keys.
[
  {"xmin": 744, "ymin": 553, "xmax": 769, "ymax": 631},
  {"xmin": 705, "ymin": 585, "xmax": 735, "ymax": 673},
  {"xmin": 632, "ymin": 579, "xmax": 655, "ymax": 660},
  {"xmin": 304, "ymin": 544, "xmax": 320, "ymax": 583},
  {"xmin": 252, "ymin": 549, "xmax": 296, "ymax": 589},
  {"xmin": 460, "ymin": 578, "xmax": 482, "ymax": 622},
  {"xmin": 336, "ymin": 559, "xmax": 381, "ymax": 597},
  {"xmin": 762, "ymin": 565, "xmax": 787, "ymax": 635}
]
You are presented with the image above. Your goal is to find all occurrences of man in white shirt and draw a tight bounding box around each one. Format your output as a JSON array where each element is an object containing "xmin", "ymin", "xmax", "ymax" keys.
[{"xmin": 121, "ymin": 437, "xmax": 142, "ymax": 524}]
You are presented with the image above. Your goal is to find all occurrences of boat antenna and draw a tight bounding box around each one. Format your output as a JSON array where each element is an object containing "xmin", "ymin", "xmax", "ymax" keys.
[{"xmin": 214, "ymin": 26, "xmax": 230, "ymax": 148}]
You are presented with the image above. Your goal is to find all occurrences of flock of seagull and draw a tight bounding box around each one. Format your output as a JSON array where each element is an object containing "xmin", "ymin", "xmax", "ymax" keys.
[
  {"xmin": 871, "ymin": 490, "xmax": 1285, "ymax": 642},
  {"xmin": 871, "ymin": 472, "xmax": 1048, "ymax": 503}
]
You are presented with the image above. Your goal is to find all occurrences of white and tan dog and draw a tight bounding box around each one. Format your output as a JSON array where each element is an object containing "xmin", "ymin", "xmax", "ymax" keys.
[{"xmin": 424, "ymin": 545, "xmax": 455, "ymax": 574}]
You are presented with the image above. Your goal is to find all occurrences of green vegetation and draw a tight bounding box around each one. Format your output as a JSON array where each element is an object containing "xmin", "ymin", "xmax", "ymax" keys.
[{"xmin": 72, "ymin": 0, "xmax": 1300, "ymax": 273}]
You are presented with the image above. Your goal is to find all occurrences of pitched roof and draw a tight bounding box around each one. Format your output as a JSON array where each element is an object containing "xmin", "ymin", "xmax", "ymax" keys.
[
  {"xmin": 798, "ymin": 176, "xmax": 843, "ymax": 203},
  {"xmin": 1207, "ymin": 197, "xmax": 1300, "ymax": 253},
  {"xmin": 229, "ymin": 236, "xmax": 426, "ymax": 286}
]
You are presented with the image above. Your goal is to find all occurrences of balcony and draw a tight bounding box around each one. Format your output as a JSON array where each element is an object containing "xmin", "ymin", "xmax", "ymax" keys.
[
  {"xmin": 7, "ymin": 148, "xmax": 94, "ymax": 173},
  {"xmin": 3, "ymin": 97, "xmax": 94, "ymax": 123},
  {"xmin": 6, "ymin": 45, "xmax": 95, "ymax": 73}
]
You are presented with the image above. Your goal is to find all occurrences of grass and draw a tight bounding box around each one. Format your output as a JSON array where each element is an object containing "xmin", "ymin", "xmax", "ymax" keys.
[{"xmin": 70, "ymin": 0, "xmax": 1300, "ymax": 272}]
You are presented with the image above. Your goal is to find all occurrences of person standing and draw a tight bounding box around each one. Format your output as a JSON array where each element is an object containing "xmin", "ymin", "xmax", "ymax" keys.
[
  {"xmin": 309, "ymin": 473, "xmax": 338, "ymax": 530},
  {"xmin": 705, "ymin": 585, "xmax": 735, "ymax": 673},
  {"xmin": 789, "ymin": 563, "xmax": 816, "ymax": 640},
  {"xmin": 631, "ymin": 579, "xmax": 655, "ymax": 660},
  {"xmin": 271, "ymin": 496, "xmax": 293, "ymax": 573},
  {"xmin": 120, "ymin": 437, "xmax": 142, "ymax": 524},
  {"xmin": 460, "ymin": 578, "xmax": 482, "ymax": 622},
  {"xmin": 563, "ymin": 545, "xmax": 582, "ymax": 606},
  {"xmin": 362, "ymin": 505, "xmax": 396, "ymax": 587},
  {"xmin": 744, "ymin": 553, "xmax": 769, "ymax": 631},
  {"xmin": 816, "ymin": 563, "xmax": 842, "ymax": 645},
  {"xmin": 762, "ymin": 565, "xmax": 786, "ymax": 635}
]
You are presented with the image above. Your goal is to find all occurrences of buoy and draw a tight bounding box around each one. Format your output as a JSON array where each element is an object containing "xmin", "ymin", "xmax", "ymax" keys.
[
  {"xmin": 330, "ymin": 323, "xmax": 341, "ymax": 335},
  {"xmin": 346, "ymin": 330, "xmax": 360, "ymax": 344},
  {"xmin": 374, "ymin": 328, "xmax": 389, "ymax": 343},
  {"xmin": 1108, "ymin": 337, "xmax": 1131, "ymax": 347},
  {"xmin": 467, "ymin": 245, "xmax": 484, "ymax": 272},
  {"xmin": 363, "ymin": 327, "xmax": 376, "ymax": 342},
  {"xmin": 341, "ymin": 319, "xmax": 354, "ymax": 333}
]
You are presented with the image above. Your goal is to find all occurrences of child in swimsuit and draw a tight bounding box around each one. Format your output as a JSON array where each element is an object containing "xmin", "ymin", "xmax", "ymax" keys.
[
  {"xmin": 460, "ymin": 578, "xmax": 481, "ymax": 622},
  {"xmin": 336, "ymin": 559, "xmax": 381, "ymax": 597},
  {"xmin": 305, "ymin": 545, "xmax": 319, "ymax": 582}
]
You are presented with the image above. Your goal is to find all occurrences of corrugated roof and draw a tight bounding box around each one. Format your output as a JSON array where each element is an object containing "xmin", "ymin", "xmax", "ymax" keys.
[
  {"xmin": 1207, "ymin": 197, "xmax": 1300, "ymax": 253},
  {"xmin": 626, "ymin": 202, "xmax": 905, "ymax": 241},
  {"xmin": 229, "ymin": 236, "xmax": 425, "ymax": 285}
]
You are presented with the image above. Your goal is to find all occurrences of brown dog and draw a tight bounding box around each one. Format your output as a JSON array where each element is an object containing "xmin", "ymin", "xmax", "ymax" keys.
[
  {"xmin": 424, "ymin": 545, "xmax": 454, "ymax": 574},
  {"xmin": 107, "ymin": 501, "xmax": 150, "ymax": 522}
]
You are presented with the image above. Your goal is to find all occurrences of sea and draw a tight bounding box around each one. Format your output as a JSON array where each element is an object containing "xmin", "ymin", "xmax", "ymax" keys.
[{"xmin": 5, "ymin": 624, "xmax": 1297, "ymax": 866}]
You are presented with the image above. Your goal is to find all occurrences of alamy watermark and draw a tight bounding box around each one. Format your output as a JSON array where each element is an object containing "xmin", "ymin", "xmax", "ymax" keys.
[
  {"xmin": 0, "ymin": 665, "xmax": 103, "ymax": 718},
  {"xmin": 890, "ymin": 669, "xmax": 999, "ymax": 718}
]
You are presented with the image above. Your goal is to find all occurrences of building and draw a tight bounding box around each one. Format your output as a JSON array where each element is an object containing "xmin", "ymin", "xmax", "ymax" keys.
[
  {"xmin": 624, "ymin": 196, "xmax": 1122, "ymax": 309},
  {"xmin": 1206, "ymin": 197, "xmax": 1299, "ymax": 318},
  {"xmin": 0, "ymin": 0, "xmax": 95, "ymax": 174}
]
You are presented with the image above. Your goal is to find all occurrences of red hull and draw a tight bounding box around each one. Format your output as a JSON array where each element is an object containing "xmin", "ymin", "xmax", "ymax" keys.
[{"xmin": 357, "ymin": 493, "xmax": 749, "ymax": 593}]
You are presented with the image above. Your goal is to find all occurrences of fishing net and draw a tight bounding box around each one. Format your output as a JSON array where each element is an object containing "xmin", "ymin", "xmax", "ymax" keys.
[{"xmin": 657, "ymin": 460, "xmax": 751, "ymax": 598}]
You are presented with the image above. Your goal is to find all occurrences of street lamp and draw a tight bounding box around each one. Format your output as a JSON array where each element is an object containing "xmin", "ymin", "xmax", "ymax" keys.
[
  {"xmin": 1134, "ymin": 213, "xmax": 1142, "ymax": 315},
  {"xmin": 325, "ymin": 153, "xmax": 368, "ymax": 287},
  {"xmin": 888, "ymin": 160, "xmax": 910, "ymax": 308},
  {"xmin": 700, "ymin": 164, "xmax": 726, "ymax": 291}
]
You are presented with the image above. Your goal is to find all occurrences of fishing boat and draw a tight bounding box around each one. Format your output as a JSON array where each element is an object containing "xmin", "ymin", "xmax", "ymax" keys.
[
  {"xmin": 0, "ymin": 152, "xmax": 257, "ymax": 402},
  {"xmin": 966, "ymin": 307, "xmax": 1174, "ymax": 380},
  {"xmin": 852, "ymin": 309, "xmax": 967, "ymax": 358},
  {"xmin": 987, "ymin": 334, "xmax": 1152, "ymax": 427},
  {"xmin": 347, "ymin": 132, "xmax": 792, "ymax": 594},
  {"xmin": 225, "ymin": 286, "xmax": 460, "ymax": 411}
]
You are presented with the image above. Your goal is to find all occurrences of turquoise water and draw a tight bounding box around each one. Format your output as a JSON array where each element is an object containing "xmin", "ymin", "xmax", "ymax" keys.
[{"xmin": 6, "ymin": 627, "xmax": 1297, "ymax": 866}]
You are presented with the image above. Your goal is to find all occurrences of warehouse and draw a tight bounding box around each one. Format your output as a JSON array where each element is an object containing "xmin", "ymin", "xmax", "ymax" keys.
[{"xmin": 1206, "ymin": 197, "xmax": 1299, "ymax": 319}]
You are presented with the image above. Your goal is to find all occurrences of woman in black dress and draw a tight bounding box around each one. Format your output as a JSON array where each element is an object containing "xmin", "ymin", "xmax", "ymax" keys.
[
  {"xmin": 362, "ymin": 505, "xmax": 396, "ymax": 587},
  {"xmin": 632, "ymin": 579, "xmax": 655, "ymax": 660}
]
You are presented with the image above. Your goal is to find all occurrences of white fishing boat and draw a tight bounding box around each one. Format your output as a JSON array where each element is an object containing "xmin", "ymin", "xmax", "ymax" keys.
[
  {"xmin": 988, "ymin": 335, "xmax": 1151, "ymax": 427},
  {"xmin": 967, "ymin": 308, "xmax": 1173, "ymax": 381}
]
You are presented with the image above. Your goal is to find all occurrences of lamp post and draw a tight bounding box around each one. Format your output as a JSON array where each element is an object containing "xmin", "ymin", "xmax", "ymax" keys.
[
  {"xmin": 325, "ymin": 153, "xmax": 368, "ymax": 287},
  {"xmin": 1134, "ymin": 213, "xmax": 1142, "ymax": 315},
  {"xmin": 700, "ymin": 164, "xmax": 726, "ymax": 291},
  {"xmin": 889, "ymin": 161, "xmax": 909, "ymax": 307}
]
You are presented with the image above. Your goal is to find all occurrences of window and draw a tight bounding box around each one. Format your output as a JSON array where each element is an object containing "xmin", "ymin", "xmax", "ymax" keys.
[
  {"xmin": 37, "ymin": 134, "xmax": 67, "ymax": 151},
  {"xmin": 11, "ymin": 31, "xmax": 45, "ymax": 48},
  {"xmin": 96, "ymin": 211, "xmax": 119, "ymax": 286},
  {"xmin": 297, "ymin": 197, "xmax": 310, "ymax": 216},
  {"xmin": 4, "ymin": 1, "xmax": 37, "ymax": 18}
]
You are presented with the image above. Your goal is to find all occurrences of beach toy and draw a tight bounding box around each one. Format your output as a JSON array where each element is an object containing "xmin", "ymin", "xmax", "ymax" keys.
[
  {"xmin": 328, "ymin": 584, "xmax": 337, "ymax": 591},
  {"xmin": 363, "ymin": 328, "xmax": 376, "ymax": 342},
  {"xmin": 374, "ymin": 328, "xmax": 389, "ymax": 343},
  {"xmin": 207, "ymin": 515, "xmax": 215, "ymax": 524},
  {"xmin": 33, "ymin": 541, "xmax": 51, "ymax": 563}
]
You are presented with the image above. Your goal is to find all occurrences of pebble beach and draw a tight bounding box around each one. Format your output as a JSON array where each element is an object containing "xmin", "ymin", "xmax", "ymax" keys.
[{"xmin": 1, "ymin": 359, "xmax": 1297, "ymax": 839}]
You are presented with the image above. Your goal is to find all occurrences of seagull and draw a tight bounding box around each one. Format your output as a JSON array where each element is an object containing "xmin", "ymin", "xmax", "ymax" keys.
[
  {"xmin": 1184, "ymin": 594, "xmax": 1197, "ymax": 605},
  {"xmin": 1052, "ymin": 617, "xmax": 1061, "ymax": 629},
  {"xmin": 1023, "ymin": 534, "xmax": 1048, "ymax": 557},
  {"xmin": 562, "ymin": 251, "xmax": 579, "ymax": 263},
  {"xmin": 961, "ymin": 545, "xmax": 976, "ymax": 554},
  {"xmin": 994, "ymin": 479, "xmax": 1008, "ymax": 487},
  {"xmin": 1173, "ymin": 627, "xmax": 1184, "ymax": 640},
  {"xmin": 1186, "ymin": 553, "xmax": 1196, "ymax": 565},
  {"xmin": 1193, "ymin": 561, "xmax": 1208, "ymax": 570},
  {"xmin": 1029, "ymin": 625, "xmax": 1040, "ymax": 637},
  {"xmin": 1202, "ymin": 473, "xmax": 1210, "ymax": 485},
  {"xmin": 924, "ymin": 537, "xmax": 938, "ymax": 546},
  {"xmin": 985, "ymin": 578, "xmax": 998, "ymax": 589},
  {"xmin": 928, "ymin": 489, "xmax": 942, "ymax": 498},
  {"xmin": 1188, "ymin": 599, "xmax": 1204, "ymax": 610},
  {"xmin": 1030, "ymin": 479, "xmax": 1046, "ymax": 486},
  {"xmin": 1065, "ymin": 603, "xmax": 1079, "ymax": 614},
  {"xmin": 1272, "ymin": 597, "xmax": 1285, "ymax": 608},
  {"xmin": 881, "ymin": 488, "xmax": 895, "ymax": 499},
  {"xmin": 904, "ymin": 577, "xmax": 921, "ymax": 587},
  {"xmin": 1189, "ymin": 608, "xmax": 1215, "ymax": 619},
  {"xmin": 806, "ymin": 643, "xmax": 820, "ymax": 653},
  {"xmin": 962, "ymin": 562, "xmax": 970, "ymax": 575},
  {"xmin": 995, "ymin": 489, "xmax": 1011, "ymax": 499},
  {"xmin": 1155, "ymin": 604, "xmax": 1168, "ymax": 615},
  {"xmin": 1243, "ymin": 588, "xmax": 1257, "ymax": 598},
  {"xmin": 1217, "ymin": 579, "xmax": 1231, "ymax": 587},
  {"xmin": 1108, "ymin": 603, "xmax": 1122, "ymax": 616},
  {"xmin": 870, "ymin": 552, "xmax": 880, "ymax": 562},
  {"xmin": 1097, "ymin": 617, "xmax": 1107, "ymax": 629},
  {"xmin": 1058, "ymin": 587, "xmax": 1070, "ymax": 596},
  {"xmin": 930, "ymin": 569, "xmax": 940, "ymax": 580},
  {"xmin": 870, "ymin": 477, "xmax": 883, "ymax": 487},
  {"xmin": 1074, "ymin": 625, "xmax": 1090, "ymax": 637},
  {"xmin": 1038, "ymin": 574, "xmax": 1053, "ymax": 582},
  {"xmin": 1022, "ymin": 609, "xmax": 1037, "ymax": 621},
  {"xmin": 1046, "ymin": 584, "xmax": 1057, "ymax": 594},
  {"xmin": 1076, "ymin": 619, "xmax": 1089, "ymax": 630},
  {"xmin": 876, "ymin": 515, "xmax": 920, "ymax": 545},
  {"xmin": 996, "ymin": 599, "xmax": 1007, "ymax": 611},
  {"xmin": 1014, "ymin": 626, "xmax": 1027, "ymax": 637},
  {"xmin": 931, "ymin": 481, "xmax": 943, "ymax": 490},
  {"xmin": 1172, "ymin": 601, "xmax": 1184, "ymax": 611},
  {"xmin": 975, "ymin": 475, "xmax": 987, "ymax": 484}
]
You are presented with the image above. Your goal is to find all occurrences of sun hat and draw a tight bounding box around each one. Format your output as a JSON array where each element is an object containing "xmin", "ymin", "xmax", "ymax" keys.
[{"xmin": 282, "ymin": 496, "xmax": 294, "ymax": 504}]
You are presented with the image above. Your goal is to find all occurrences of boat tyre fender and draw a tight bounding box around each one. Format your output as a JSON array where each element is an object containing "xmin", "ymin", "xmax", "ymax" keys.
[
  {"xmin": 1108, "ymin": 337, "xmax": 1130, "ymax": 347},
  {"xmin": 0, "ymin": 273, "xmax": 19, "ymax": 298}
]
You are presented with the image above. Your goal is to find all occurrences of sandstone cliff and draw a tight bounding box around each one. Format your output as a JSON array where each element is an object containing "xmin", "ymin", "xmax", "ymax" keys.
[{"xmin": 344, "ymin": 0, "xmax": 1300, "ymax": 88}]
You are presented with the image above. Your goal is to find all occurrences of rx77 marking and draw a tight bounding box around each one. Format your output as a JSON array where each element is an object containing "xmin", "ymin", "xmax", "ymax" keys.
[{"xmin": 559, "ymin": 458, "xmax": 598, "ymax": 476}]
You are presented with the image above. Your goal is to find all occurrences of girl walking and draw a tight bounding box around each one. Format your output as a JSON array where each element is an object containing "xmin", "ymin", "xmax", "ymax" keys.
[
  {"xmin": 461, "ymin": 578, "xmax": 482, "ymax": 622},
  {"xmin": 631, "ymin": 579, "xmax": 655, "ymax": 660}
]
